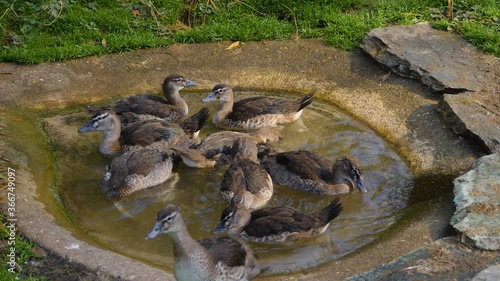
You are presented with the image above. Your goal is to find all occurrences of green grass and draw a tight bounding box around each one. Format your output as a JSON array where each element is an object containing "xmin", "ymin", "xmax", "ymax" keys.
[
  {"xmin": 0, "ymin": 212, "xmax": 44, "ymax": 281},
  {"xmin": 0, "ymin": 0, "xmax": 498, "ymax": 63}
]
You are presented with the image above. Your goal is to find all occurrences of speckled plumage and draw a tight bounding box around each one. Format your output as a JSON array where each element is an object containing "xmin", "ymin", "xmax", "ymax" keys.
[
  {"xmin": 101, "ymin": 149, "xmax": 175, "ymax": 197},
  {"xmin": 214, "ymin": 198, "xmax": 343, "ymax": 243},
  {"xmin": 146, "ymin": 205, "xmax": 260, "ymax": 281},
  {"xmin": 202, "ymin": 84, "xmax": 314, "ymax": 130}
]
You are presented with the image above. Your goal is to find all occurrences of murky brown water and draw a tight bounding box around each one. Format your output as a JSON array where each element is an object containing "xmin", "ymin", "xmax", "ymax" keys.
[{"xmin": 49, "ymin": 91, "xmax": 413, "ymax": 275}]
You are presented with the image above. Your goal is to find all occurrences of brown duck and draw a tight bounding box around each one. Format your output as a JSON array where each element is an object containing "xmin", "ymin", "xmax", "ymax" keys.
[
  {"xmin": 202, "ymin": 84, "xmax": 314, "ymax": 130},
  {"xmin": 146, "ymin": 204, "xmax": 261, "ymax": 281}
]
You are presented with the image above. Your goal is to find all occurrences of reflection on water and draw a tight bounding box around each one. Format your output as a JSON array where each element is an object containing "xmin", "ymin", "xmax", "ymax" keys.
[{"xmin": 51, "ymin": 92, "xmax": 413, "ymax": 275}]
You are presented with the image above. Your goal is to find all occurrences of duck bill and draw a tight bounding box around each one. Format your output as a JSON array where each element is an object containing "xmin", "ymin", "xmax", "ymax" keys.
[
  {"xmin": 145, "ymin": 222, "xmax": 163, "ymax": 240},
  {"xmin": 185, "ymin": 79, "xmax": 197, "ymax": 87},
  {"xmin": 212, "ymin": 221, "xmax": 227, "ymax": 234},
  {"xmin": 78, "ymin": 122, "xmax": 96, "ymax": 133},
  {"xmin": 202, "ymin": 92, "xmax": 217, "ymax": 103},
  {"xmin": 355, "ymin": 179, "xmax": 367, "ymax": 193}
]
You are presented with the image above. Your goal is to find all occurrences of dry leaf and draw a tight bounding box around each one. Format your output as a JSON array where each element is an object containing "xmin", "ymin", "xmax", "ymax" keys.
[
  {"xmin": 132, "ymin": 9, "xmax": 141, "ymax": 16},
  {"xmin": 101, "ymin": 38, "xmax": 107, "ymax": 48},
  {"xmin": 225, "ymin": 41, "xmax": 240, "ymax": 51}
]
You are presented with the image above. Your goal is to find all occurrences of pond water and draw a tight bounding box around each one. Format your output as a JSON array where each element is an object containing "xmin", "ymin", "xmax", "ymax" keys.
[{"xmin": 48, "ymin": 91, "xmax": 413, "ymax": 275}]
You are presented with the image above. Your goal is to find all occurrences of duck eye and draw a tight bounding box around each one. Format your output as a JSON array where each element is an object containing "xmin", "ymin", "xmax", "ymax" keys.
[{"xmin": 166, "ymin": 217, "xmax": 173, "ymax": 222}]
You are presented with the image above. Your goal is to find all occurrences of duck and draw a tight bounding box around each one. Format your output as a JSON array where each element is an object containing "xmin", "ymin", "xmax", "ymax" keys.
[
  {"xmin": 195, "ymin": 128, "xmax": 281, "ymax": 160},
  {"xmin": 101, "ymin": 148, "xmax": 176, "ymax": 197},
  {"xmin": 219, "ymin": 138, "xmax": 273, "ymax": 210},
  {"xmin": 87, "ymin": 74, "xmax": 196, "ymax": 122},
  {"xmin": 78, "ymin": 107, "xmax": 210, "ymax": 157},
  {"xmin": 213, "ymin": 197, "xmax": 343, "ymax": 243},
  {"xmin": 202, "ymin": 84, "xmax": 314, "ymax": 130},
  {"xmin": 258, "ymin": 144, "xmax": 367, "ymax": 195},
  {"xmin": 145, "ymin": 204, "xmax": 261, "ymax": 281},
  {"xmin": 172, "ymin": 131, "xmax": 265, "ymax": 168}
]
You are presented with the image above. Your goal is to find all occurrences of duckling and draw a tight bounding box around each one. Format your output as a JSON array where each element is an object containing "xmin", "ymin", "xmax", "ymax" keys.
[
  {"xmin": 213, "ymin": 197, "xmax": 343, "ymax": 243},
  {"xmin": 101, "ymin": 148, "xmax": 175, "ymax": 197},
  {"xmin": 145, "ymin": 204, "xmax": 261, "ymax": 281},
  {"xmin": 195, "ymin": 128, "xmax": 281, "ymax": 160},
  {"xmin": 258, "ymin": 144, "xmax": 367, "ymax": 195},
  {"xmin": 87, "ymin": 74, "xmax": 196, "ymax": 122},
  {"xmin": 220, "ymin": 138, "xmax": 273, "ymax": 210},
  {"xmin": 171, "ymin": 133, "xmax": 262, "ymax": 168},
  {"xmin": 202, "ymin": 84, "xmax": 314, "ymax": 130},
  {"xmin": 78, "ymin": 107, "xmax": 210, "ymax": 157}
]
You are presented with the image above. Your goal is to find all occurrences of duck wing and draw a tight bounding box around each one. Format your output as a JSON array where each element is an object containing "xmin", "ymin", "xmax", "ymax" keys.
[
  {"xmin": 120, "ymin": 120, "xmax": 186, "ymax": 147},
  {"xmin": 221, "ymin": 160, "xmax": 268, "ymax": 195},
  {"xmin": 228, "ymin": 97, "xmax": 299, "ymax": 121},
  {"xmin": 199, "ymin": 236, "xmax": 247, "ymax": 267},
  {"xmin": 245, "ymin": 207, "xmax": 318, "ymax": 237},
  {"xmin": 113, "ymin": 95, "xmax": 184, "ymax": 120},
  {"xmin": 102, "ymin": 150, "xmax": 172, "ymax": 196},
  {"xmin": 275, "ymin": 150, "xmax": 333, "ymax": 181}
]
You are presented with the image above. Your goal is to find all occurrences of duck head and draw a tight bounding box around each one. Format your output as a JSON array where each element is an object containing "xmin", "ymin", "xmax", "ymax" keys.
[
  {"xmin": 78, "ymin": 111, "xmax": 119, "ymax": 133},
  {"xmin": 213, "ymin": 196, "xmax": 251, "ymax": 235},
  {"xmin": 163, "ymin": 74, "xmax": 197, "ymax": 95},
  {"xmin": 334, "ymin": 156, "xmax": 366, "ymax": 193},
  {"xmin": 202, "ymin": 84, "xmax": 232, "ymax": 103},
  {"xmin": 145, "ymin": 204, "xmax": 183, "ymax": 239}
]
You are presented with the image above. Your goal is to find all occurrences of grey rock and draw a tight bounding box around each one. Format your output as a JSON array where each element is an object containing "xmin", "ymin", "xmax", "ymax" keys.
[
  {"xmin": 360, "ymin": 22, "xmax": 488, "ymax": 93},
  {"xmin": 451, "ymin": 153, "xmax": 500, "ymax": 250},
  {"xmin": 437, "ymin": 91, "xmax": 500, "ymax": 154},
  {"xmin": 472, "ymin": 264, "xmax": 500, "ymax": 281}
]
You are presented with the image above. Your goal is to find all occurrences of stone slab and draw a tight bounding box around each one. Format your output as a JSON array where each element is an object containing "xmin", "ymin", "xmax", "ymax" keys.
[
  {"xmin": 437, "ymin": 91, "xmax": 500, "ymax": 153},
  {"xmin": 360, "ymin": 22, "xmax": 490, "ymax": 93}
]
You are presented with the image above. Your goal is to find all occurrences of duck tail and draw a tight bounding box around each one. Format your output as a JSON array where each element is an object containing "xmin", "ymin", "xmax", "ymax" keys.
[
  {"xmin": 297, "ymin": 91, "xmax": 315, "ymax": 111},
  {"xmin": 180, "ymin": 107, "xmax": 210, "ymax": 136},
  {"xmin": 318, "ymin": 197, "xmax": 343, "ymax": 225}
]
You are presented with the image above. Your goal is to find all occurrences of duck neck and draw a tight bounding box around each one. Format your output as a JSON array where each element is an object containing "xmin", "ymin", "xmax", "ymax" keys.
[
  {"xmin": 213, "ymin": 95, "xmax": 233, "ymax": 125},
  {"xmin": 99, "ymin": 118, "xmax": 122, "ymax": 156},
  {"xmin": 164, "ymin": 85, "xmax": 188, "ymax": 115},
  {"xmin": 170, "ymin": 222, "xmax": 208, "ymax": 261}
]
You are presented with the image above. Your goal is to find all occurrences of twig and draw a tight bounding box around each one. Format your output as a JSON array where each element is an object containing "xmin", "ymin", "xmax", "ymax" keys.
[
  {"xmin": 46, "ymin": 0, "xmax": 64, "ymax": 26},
  {"xmin": 233, "ymin": 0, "xmax": 266, "ymax": 16},
  {"xmin": 0, "ymin": 4, "xmax": 16, "ymax": 32},
  {"xmin": 448, "ymin": 0, "xmax": 454, "ymax": 19},
  {"xmin": 282, "ymin": 4, "xmax": 301, "ymax": 46}
]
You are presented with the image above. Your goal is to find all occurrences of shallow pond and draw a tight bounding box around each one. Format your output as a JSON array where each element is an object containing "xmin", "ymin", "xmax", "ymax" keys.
[{"xmin": 47, "ymin": 91, "xmax": 413, "ymax": 275}]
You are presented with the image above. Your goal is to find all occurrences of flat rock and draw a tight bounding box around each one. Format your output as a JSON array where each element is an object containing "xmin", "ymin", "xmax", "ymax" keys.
[
  {"xmin": 472, "ymin": 264, "xmax": 500, "ymax": 281},
  {"xmin": 451, "ymin": 153, "xmax": 500, "ymax": 250},
  {"xmin": 360, "ymin": 23, "xmax": 489, "ymax": 93},
  {"xmin": 437, "ymin": 91, "xmax": 500, "ymax": 153}
]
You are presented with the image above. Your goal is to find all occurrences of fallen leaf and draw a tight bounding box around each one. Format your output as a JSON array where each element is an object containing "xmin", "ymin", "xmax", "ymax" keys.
[
  {"xmin": 132, "ymin": 9, "xmax": 140, "ymax": 16},
  {"xmin": 101, "ymin": 38, "xmax": 107, "ymax": 48},
  {"xmin": 225, "ymin": 41, "xmax": 240, "ymax": 51}
]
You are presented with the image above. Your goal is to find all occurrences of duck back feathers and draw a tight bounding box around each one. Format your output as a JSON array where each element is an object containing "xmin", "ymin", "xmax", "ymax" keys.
[{"xmin": 102, "ymin": 149, "xmax": 174, "ymax": 197}]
